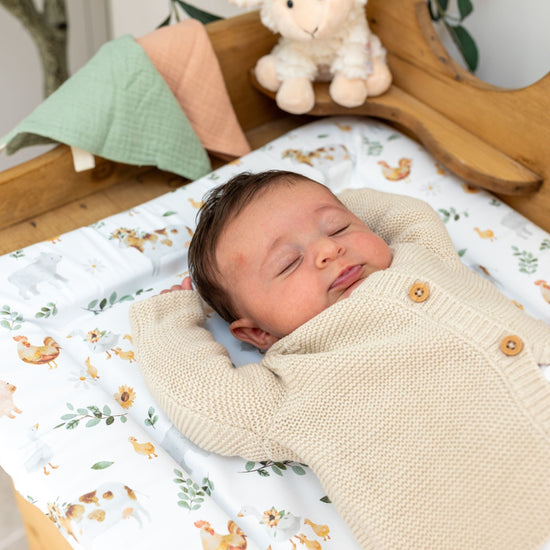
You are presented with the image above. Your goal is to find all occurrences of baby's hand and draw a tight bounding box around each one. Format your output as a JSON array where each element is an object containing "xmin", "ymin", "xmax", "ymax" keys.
[{"xmin": 160, "ymin": 276, "xmax": 193, "ymax": 294}]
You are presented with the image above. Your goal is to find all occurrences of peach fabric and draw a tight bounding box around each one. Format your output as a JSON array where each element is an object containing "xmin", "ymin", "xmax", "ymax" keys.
[{"xmin": 137, "ymin": 19, "xmax": 251, "ymax": 160}]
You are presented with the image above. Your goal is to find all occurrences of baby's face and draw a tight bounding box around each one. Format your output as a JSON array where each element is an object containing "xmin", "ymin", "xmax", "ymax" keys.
[{"xmin": 216, "ymin": 178, "xmax": 392, "ymax": 349}]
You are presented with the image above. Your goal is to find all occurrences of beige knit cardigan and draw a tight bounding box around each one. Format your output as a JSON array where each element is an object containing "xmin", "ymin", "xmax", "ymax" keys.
[{"xmin": 130, "ymin": 189, "xmax": 550, "ymax": 549}]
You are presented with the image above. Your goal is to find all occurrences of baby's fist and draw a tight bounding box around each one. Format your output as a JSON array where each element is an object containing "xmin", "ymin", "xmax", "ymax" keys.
[{"xmin": 160, "ymin": 276, "xmax": 193, "ymax": 294}]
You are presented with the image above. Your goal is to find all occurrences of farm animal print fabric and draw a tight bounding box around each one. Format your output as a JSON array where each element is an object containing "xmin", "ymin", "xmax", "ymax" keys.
[{"xmin": 0, "ymin": 117, "xmax": 549, "ymax": 550}]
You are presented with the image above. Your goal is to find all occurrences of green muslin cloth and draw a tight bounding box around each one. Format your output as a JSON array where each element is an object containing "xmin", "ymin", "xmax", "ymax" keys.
[{"xmin": 0, "ymin": 35, "xmax": 211, "ymax": 180}]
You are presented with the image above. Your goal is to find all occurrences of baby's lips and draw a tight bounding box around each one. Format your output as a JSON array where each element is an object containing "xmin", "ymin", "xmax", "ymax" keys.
[{"xmin": 330, "ymin": 265, "xmax": 362, "ymax": 290}]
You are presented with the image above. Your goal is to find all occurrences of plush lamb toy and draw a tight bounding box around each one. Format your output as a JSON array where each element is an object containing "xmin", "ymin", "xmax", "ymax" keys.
[{"xmin": 229, "ymin": 0, "xmax": 392, "ymax": 114}]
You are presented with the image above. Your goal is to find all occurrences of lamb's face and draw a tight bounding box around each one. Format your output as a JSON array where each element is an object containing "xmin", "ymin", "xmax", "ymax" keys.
[{"xmin": 261, "ymin": 0, "xmax": 359, "ymax": 40}]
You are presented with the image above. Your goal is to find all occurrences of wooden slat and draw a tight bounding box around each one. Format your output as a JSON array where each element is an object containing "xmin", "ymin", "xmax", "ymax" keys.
[
  {"xmin": 0, "ymin": 145, "xmax": 152, "ymax": 231},
  {"xmin": 252, "ymin": 73, "xmax": 541, "ymax": 196}
]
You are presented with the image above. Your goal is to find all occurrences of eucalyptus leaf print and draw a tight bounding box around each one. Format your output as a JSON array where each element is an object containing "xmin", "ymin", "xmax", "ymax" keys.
[
  {"xmin": 438, "ymin": 207, "xmax": 469, "ymax": 224},
  {"xmin": 173, "ymin": 468, "xmax": 214, "ymax": 511},
  {"xmin": 362, "ymin": 136, "xmax": 383, "ymax": 156},
  {"xmin": 144, "ymin": 406, "xmax": 159, "ymax": 429},
  {"xmin": 55, "ymin": 402, "xmax": 128, "ymax": 430},
  {"xmin": 511, "ymin": 246, "xmax": 538, "ymax": 274},
  {"xmin": 84, "ymin": 288, "xmax": 152, "ymax": 315},
  {"xmin": 0, "ymin": 305, "xmax": 23, "ymax": 331},
  {"xmin": 91, "ymin": 461, "xmax": 114, "ymax": 470},
  {"xmin": 242, "ymin": 460, "xmax": 306, "ymax": 477},
  {"xmin": 35, "ymin": 302, "xmax": 58, "ymax": 319}
]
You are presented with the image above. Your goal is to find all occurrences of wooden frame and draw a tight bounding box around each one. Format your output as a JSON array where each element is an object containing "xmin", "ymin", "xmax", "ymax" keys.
[{"xmin": 4, "ymin": 2, "xmax": 549, "ymax": 548}]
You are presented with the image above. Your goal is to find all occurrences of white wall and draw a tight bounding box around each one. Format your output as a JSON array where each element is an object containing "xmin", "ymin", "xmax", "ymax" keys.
[
  {"xmin": 435, "ymin": 0, "xmax": 550, "ymax": 88},
  {"xmin": 1, "ymin": 0, "xmax": 548, "ymax": 172},
  {"xmin": 108, "ymin": 0, "xmax": 249, "ymax": 39}
]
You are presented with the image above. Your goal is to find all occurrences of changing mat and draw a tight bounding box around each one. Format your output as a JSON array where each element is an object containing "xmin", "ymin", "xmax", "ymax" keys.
[{"xmin": 1, "ymin": 117, "xmax": 549, "ymax": 550}]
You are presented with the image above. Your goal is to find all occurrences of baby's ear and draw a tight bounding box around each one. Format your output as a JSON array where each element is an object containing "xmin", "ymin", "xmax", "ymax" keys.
[{"xmin": 230, "ymin": 318, "xmax": 279, "ymax": 351}]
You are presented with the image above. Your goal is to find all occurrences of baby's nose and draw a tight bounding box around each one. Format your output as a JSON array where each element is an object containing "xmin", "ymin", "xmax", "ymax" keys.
[{"xmin": 315, "ymin": 238, "xmax": 344, "ymax": 267}]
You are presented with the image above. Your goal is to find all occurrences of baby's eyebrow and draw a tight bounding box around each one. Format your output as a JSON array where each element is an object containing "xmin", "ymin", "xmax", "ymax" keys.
[{"xmin": 315, "ymin": 203, "xmax": 347, "ymax": 215}]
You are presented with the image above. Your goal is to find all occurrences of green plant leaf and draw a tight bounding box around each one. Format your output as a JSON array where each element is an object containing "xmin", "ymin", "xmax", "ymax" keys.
[
  {"xmin": 447, "ymin": 24, "xmax": 478, "ymax": 71},
  {"xmin": 157, "ymin": 14, "xmax": 172, "ymax": 28},
  {"xmin": 457, "ymin": 0, "xmax": 473, "ymax": 20},
  {"xmin": 174, "ymin": 1, "xmax": 222, "ymax": 24}
]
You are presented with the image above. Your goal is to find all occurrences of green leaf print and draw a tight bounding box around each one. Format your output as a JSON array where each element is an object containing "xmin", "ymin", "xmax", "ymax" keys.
[
  {"xmin": 240, "ymin": 460, "xmax": 307, "ymax": 477},
  {"xmin": 438, "ymin": 207, "xmax": 469, "ymax": 224},
  {"xmin": 55, "ymin": 402, "xmax": 128, "ymax": 430},
  {"xmin": 144, "ymin": 406, "xmax": 159, "ymax": 429},
  {"xmin": 362, "ymin": 137, "xmax": 383, "ymax": 156},
  {"xmin": 91, "ymin": 461, "xmax": 114, "ymax": 470},
  {"xmin": 35, "ymin": 302, "xmax": 58, "ymax": 319},
  {"xmin": 173, "ymin": 469, "xmax": 214, "ymax": 512},
  {"xmin": 84, "ymin": 288, "xmax": 153, "ymax": 315},
  {"xmin": 511, "ymin": 246, "xmax": 538, "ymax": 274},
  {"xmin": 0, "ymin": 305, "xmax": 24, "ymax": 330}
]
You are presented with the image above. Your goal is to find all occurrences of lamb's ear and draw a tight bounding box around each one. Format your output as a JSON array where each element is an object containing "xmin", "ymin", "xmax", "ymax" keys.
[{"xmin": 228, "ymin": 0, "xmax": 263, "ymax": 6}]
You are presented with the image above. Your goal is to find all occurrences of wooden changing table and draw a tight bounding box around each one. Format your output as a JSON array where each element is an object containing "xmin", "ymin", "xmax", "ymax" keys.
[{"xmin": 2, "ymin": 1, "xmax": 549, "ymax": 548}]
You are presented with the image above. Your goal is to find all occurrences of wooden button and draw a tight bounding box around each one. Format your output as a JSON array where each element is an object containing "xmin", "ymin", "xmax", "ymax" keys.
[
  {"xmin": 409, "ymin": 283, "xmax": 429, "ymax": 303},
  {"xmin": 500, "ymin": 335, "xmax": 523, "ymax": 356}
]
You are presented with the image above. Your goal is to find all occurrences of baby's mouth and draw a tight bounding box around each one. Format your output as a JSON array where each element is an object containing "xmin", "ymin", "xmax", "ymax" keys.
[{"xmin": 330, "ymin": 265, "xmax": 363, "ymax": 291}]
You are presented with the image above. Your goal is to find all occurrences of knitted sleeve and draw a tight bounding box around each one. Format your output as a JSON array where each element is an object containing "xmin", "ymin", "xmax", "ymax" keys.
[
  {"xmin": 129, "ymin": 291, "xmax": 286, "ymax": 460},
  {"xmin": 339, "ymin": 188, "xmax": 460, "ymax": 265}
]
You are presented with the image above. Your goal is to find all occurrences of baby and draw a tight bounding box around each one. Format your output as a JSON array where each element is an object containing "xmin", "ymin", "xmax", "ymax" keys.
[{"xmin": 130, "ymin": 170, "xmax": 550, "ymax": 549}]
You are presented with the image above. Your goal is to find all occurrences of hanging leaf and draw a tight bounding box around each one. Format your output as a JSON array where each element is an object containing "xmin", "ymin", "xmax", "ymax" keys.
[
  {"xmin": 457, "ymin": 0, "xmax": 473, "ymax": 20},
  {"xmin": 174, "ymin": 0, "xmax": 222, "ymax": 24},
  {"xmin": 446, "ymin": 24, "xmax": 478, "ymax": 72},
  {"xmin": 157, "ymin": 14, "xmax": 172, "ymax": 29}
]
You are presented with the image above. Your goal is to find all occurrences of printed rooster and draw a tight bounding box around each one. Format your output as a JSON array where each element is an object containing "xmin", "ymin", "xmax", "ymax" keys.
[
  {"xmin": 194, "ymin": 520, "xmax": 247, "ymax": 550},
  {"xmin": 13, "ymin": 335, "xmax": 61, "ymax": 369},
  {"xmin": 378, "ymin": 158, "xmax": 412, "ymax": 181}
]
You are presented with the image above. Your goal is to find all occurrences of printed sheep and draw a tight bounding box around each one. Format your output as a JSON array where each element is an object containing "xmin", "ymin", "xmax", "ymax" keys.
[{"xmin": 230, "ymin": 0, "xmax": 391, "ymax": 114}]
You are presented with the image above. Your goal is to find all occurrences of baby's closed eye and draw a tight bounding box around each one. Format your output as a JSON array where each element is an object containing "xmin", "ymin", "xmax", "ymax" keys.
[
  {"xmin": 278, "ymin": 256, "xmax": 302, "ymax": 276},
  {"xmin": 329, "ymin": 224, "xmax": 350, "ymax": 236}
]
